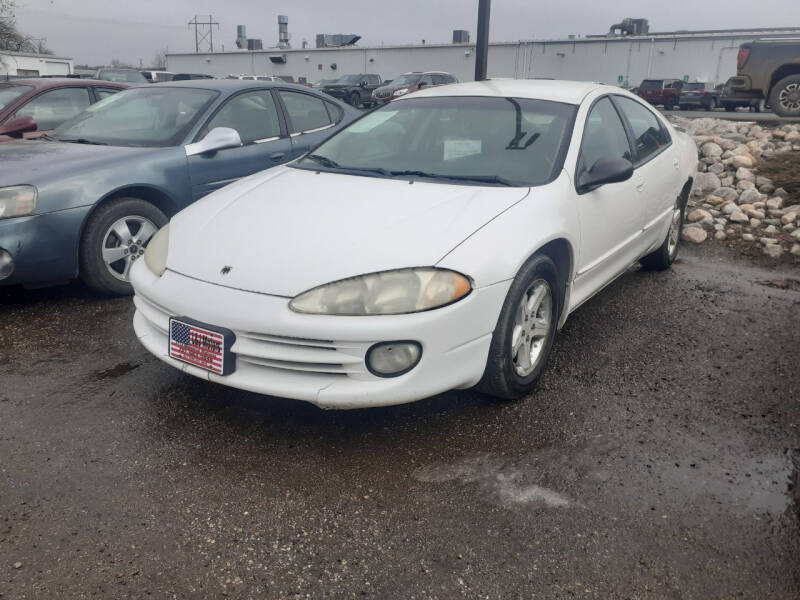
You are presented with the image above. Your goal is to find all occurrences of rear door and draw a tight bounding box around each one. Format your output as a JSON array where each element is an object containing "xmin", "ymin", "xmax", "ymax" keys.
[
  {"xmin": 277, "ymin": 89, "xmax": 341, "ymax": 159},
  {"xmin": 187, "ymin": 88, "xmax": 292, "ymax": 200},
  {"xmin": 613, "ymin": 95, "xmax": 682, "ymax": 250}
]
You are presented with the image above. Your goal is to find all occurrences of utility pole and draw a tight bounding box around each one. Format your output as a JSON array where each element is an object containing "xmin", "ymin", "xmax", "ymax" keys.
[
  {"xmin": 474, "ymin": 0, "xmax": 491, "ymax": 81},
  {"xmin": 188, "ymin": 15, "xmax": 220, "ymax": 53}
]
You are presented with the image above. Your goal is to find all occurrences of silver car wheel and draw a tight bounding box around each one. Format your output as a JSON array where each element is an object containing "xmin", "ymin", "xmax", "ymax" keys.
[
  {"xmin": 778, "ymin": 83, "xmax": 800, "ymax": 112},
  {"xmin": 510, "ymin": 279, "xmax": 553, "ymax": 377},
  {"xmin": 667, "ymin": 202, "xmax": 682, "ymax": 259},
  {"xmin": 101, "ymin": 216, "xmax": 157, "ymax": 281}
]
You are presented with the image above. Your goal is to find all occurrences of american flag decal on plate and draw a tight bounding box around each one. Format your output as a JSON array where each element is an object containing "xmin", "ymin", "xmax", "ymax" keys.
[{"xmin": 169, "ymin": 317, "xmax": 235, "ymax": 376}]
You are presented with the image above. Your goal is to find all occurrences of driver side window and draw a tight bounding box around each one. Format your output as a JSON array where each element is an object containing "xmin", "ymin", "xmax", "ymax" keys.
[{"xmin": 578, "ymin": 97, "xmax": 632, "ymax": 179}]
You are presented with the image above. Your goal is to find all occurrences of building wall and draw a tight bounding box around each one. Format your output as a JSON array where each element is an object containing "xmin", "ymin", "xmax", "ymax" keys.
[
  {"xmin": 0, "ymin": 53, "xmax": 73, "ymax": 77},
  {"xmin": 166, "ymin": 31, "xmax": 800, "ymax": 87}
]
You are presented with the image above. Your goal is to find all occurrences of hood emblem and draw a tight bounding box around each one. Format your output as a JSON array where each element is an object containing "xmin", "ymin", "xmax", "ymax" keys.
[{"xmin": 220, "ymin": 266, "xmax": 232, "ymax": 275}]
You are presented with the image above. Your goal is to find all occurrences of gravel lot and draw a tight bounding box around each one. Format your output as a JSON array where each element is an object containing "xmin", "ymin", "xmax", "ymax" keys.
[{"xmin": 1, "ymin": 243, "xmax": 799, "ymax": 599}]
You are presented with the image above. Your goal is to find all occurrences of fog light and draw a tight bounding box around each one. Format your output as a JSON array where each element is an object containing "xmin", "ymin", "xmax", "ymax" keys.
[
  {"xmin": 0, "ymin": 248, "xmax": 13, "ymax": 280},
  {"xmin": 366, "ymin": 341, "xmax": 422, "ymax": 377}
]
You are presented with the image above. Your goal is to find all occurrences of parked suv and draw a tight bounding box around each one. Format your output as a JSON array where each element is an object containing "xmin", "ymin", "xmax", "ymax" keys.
[
  {"xmin": 637, "ymin": 78, "xmax": 683, "ymax": 110},
  {"xmin": 320, "ymin": 74, "xmax": 382, "ymax": 108},
  {"xmin": 372, "ymin": 72, "xmax": 458, "ymax": 106},
  {"xmin": 678, "ymin": 82, "xmax": 720, "ymax": 111},
  {"xmin": 724, "ymin": 39, "xmax": 800, "ymax": 117}
]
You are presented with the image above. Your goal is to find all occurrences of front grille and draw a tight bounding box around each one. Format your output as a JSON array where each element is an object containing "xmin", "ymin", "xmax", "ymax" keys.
[
  {"xmin": 374, "ymin": 90, "xmax": 391, "ymax": 99},
  {"xmin": 134, "ymin": 294, "xmax": 370, "ymax": 377}
]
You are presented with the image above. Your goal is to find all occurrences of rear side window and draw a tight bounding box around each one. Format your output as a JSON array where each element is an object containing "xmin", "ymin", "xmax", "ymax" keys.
[
  {"xmin": 614, "ymin": 96, "xmax": 671, "ymax": 163},
  {"xmin": 640, "ymin": 80, "xmax": 663, "ymax": 90},
  {"xmin": 578, "ymin": 97, "xmax": 632, "ymax": 178},
  {"xmin": 324, "ymin": 100, "xmax": 343, "ymax": 123},
  {"xmin": 279, "ymin": 91, "xmax": 332, "ymax": 133},
  {"xmin": 16, "ymin": 87, "xmax": 91, "ymax": 130},
  {"xmin": 96, "ymin": 87, "xmax": 122, "ymax": 100}
]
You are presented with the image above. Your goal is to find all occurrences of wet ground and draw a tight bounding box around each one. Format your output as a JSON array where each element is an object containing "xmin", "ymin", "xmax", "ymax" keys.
[{"xmin": 1, "ymin": 244, "xmax": 799, "ymax": 599}]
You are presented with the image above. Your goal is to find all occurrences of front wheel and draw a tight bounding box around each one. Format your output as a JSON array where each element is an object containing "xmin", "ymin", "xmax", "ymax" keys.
[
  {"xmin": 707, "ymin": 98, "xmax": 717, "ymax": 111},
  {"xmin": 479, "ymin": 254, "xmax": 560, "ymax": 400},
  {"xmin": 79, "ymin": 198, "xmax": 167, "ymax": 295},
  {"xmin": 769, "ymin": 75, "xmax": 800, "ymax": 118},
  {"xmin": 640, "ymin": 195, "xmax": 685, "ymax": 270},
  {"xmin": 347, "ymin": 91, "xmax": 361, "ymax": 108}
]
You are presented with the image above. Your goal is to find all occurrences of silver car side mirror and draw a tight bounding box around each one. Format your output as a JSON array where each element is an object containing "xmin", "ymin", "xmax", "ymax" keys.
[{"xmin": 185, "ymin": 127, "xmax": 243, "ymax": 157}]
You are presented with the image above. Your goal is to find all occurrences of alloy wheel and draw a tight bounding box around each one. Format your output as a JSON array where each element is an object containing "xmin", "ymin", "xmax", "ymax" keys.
[
  {"xmin": 101, "ymin": 216, "xmax": 157, "ymax": 281},
  {"xmin": 510, "ymin": 279, "xmax": 553, "ymax": 377},
  {"xmin": 667, "ymin": 201, "xmax": 682, "ymax": 259},
  {"xmin": 778, "ymin": 83, "xmax": 800, "ymax": 112}
]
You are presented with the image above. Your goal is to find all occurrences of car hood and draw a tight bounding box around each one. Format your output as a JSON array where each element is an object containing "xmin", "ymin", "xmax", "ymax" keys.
[
  {"xmin": 0, "ymin": 140, "xmax": 165, "ymax": 185},
  {"xmin": 167, "ymin": 166, "xmax": 529, "ymax": 297}
]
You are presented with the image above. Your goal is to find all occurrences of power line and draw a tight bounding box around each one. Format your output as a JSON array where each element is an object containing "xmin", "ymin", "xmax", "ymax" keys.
[{"xmin": 188, "ymin": 15, "xmax": 219, "ymax": 53}]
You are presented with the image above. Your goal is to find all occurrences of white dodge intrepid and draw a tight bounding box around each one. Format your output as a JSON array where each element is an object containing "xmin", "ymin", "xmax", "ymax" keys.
[{"xmin": 131, "ymin": 79, "xmax": 697, "ymax": 409}]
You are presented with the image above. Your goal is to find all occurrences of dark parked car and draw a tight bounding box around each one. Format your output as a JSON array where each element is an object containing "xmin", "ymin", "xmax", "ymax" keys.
[
  {"xmin": 320, "ymin": 74, "xmax": 382, "ymax": 108},
  {"xmin": 719, "ymin": 83, "xmax": 765, "ymax": 112},
  {"xmin": 724, "ymin": 39, "xmax": 800, "ymax": 117},
  {"xmin": 0, "ymin": 80, "xmax": 359, "ymax": 294},
  {"xmin": 372, "ymin": 72, "xmax": 458, "ymax": 106},
  {"xmin": 172, "ymin": 73, "xmax": 214, "ymax": 81},
  {"xmin": 678, "ymin": 82, "xmax": 720, "ymax": 111},
  {"xmin": 0, "ymin": 78, "xmax": 127, "ymax": 141},
  {"xmin": 95, "ymin": 68, "xmax": 149, "ymax": 84},
  {"xmin": 637, "ymin": 78, "xmax": 684, "ymax": 109}
]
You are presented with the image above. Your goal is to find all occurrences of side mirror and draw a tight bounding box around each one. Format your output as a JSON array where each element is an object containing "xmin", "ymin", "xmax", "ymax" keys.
[
  {"xmin": 0, "ymin": 115, "xmax": 37, "ymax": 138},
  {"xmin": 360, "ymin": 80, "xmax": 368, "ymax": 87},
  {"xmin": 577, "ymin": 158, "xmax": 633, "ymax": 193},
  {"xmin": 418, "ymin": 81, "xmax": 427, "ymax": 88},
  {"xmin": 184, "ymin": 127, "xmax": 242, "ymax": 157}
]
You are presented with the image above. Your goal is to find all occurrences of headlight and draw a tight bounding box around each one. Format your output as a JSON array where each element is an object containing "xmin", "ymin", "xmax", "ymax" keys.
[
  {"xmin": 143, "ymin": 223, "xmax": 169, "ymax": 277},
  {"xmin": 289, "ymin": 268, "xmax": 471, "ymax": 315},
  {"xmin": 392, "ymin": 88, "xmax": 409, "ymax": 97},
  {"xmin": 0, "ymin": 185, "xmax": 36, "ymax": 219}
]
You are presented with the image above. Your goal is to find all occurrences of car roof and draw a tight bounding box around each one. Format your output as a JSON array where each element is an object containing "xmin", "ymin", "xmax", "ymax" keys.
[
  {"xmin": 2, "ymin": 78, "xmax": 128, "ymax": 89},
  {"xmin": 149, "ymin": 79, "xmax": 325, "ymax": 93},
  {"xmin": 401, "ymin": 78, "xmax": 606, "ymax": 105}
]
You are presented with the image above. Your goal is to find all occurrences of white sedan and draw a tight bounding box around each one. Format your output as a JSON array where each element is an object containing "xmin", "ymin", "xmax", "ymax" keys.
[{"xmin": 131, "ymin": 79, "xmax": 697, "ymax": 409}]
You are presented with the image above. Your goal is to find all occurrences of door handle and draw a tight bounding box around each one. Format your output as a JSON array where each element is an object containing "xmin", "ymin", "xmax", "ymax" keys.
[
  {"xmin": 269, "ymin": 152, "xmax": 286, "ymax": 161},
  {"xmin": 635, "ymin": 180, "xmax": 645, "ymax": 192},
  {"xmin": 672, "ymin": 158, "xmax": 680, "ymax": 170}
]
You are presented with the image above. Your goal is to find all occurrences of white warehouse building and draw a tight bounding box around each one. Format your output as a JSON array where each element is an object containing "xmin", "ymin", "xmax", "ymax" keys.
[
  {"xmin": 0, "ymin": 51, "xmax": 74, "ymax": 78},
  {"xmin": 167, "ymin": 26, "xmax": 800, "ymax": 87}
]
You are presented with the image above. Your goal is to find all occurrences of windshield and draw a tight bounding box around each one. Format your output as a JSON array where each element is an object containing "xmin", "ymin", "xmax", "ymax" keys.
[
  {"xmin": 98, "ymin": 69, "xmax": 148, "ymax": 83},
  {"xmin": 53, "ymin": 87, "xmax": 217, "ymax": 147},
  {"xmin": 0, "ymin": 84, "xmax": 33, "ymax": 112},
  {"xmin": 684, "ymin": 83, "xmax": 706, "ymax": 91},
  {"xmin": 390, "ymin": 74, "xmax": 422, "ymax": 87},
  {"xmin": 640, "ymin": 80, "xmax": 662, "ymax": 90},
  {"xmin": 336, "ymin": 75, "xmax": 362, "ymax": 85},
  {"xmin": 295, "ymin": 96, "xmax": 577, "ymax": 187}
]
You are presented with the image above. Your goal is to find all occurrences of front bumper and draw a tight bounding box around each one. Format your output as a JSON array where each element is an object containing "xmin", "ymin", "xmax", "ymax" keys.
[
  {"xmin": 0, "ymin": 205, "xmax": 90, "ymax": 286},
  {"xmin": 130, "ymin": 263, "xmax": 510, "ymax": 409}
]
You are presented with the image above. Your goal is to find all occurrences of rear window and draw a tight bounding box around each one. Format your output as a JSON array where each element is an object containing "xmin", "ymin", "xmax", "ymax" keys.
[
  {"xmin": 684, "ymin": 83, "xmax": 706, "ymax": 91},
  {"xmin": 640, "ymin": 80, "xmax": 663, "ymax": 90}
]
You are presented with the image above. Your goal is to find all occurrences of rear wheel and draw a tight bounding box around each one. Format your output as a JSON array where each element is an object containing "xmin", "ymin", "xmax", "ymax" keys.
[
  {"xmin": 769, "ymin": 75, "xmax": 800, "ymax": 118},
  {"xmin": 79, "ymin": 198, "xmax": 167, "ymax": 296},
  {"xmin": 707, "ymin": 98, "xmax": 717, "ymax": 111},
  {"xmin": 640, "ymin": 194, "xmax": 685, "ymax": 270},
  {"xmin": 479, "ymin": 254, "xmax": 560, "ymax": 400}
]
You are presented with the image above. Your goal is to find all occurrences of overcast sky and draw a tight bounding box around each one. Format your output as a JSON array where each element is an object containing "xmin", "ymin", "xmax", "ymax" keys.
[{"xmin": 14, "ymin": 0, "xmax": 800, "ymax": 65}]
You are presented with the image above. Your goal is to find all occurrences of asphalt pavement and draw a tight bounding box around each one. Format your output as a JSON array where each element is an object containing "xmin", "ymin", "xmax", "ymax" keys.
[{"xmin": 1, "ymin": 244, "xmax": 799, "ymax": 599}]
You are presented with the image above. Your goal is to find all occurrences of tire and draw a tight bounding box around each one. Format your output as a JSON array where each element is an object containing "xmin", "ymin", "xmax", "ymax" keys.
[
  {"xmin": 678, "ymin": 105, "xmax": 687, "ymax": 111},
  {"xmin": 725, "ymin": 105, "xmax": 736, "ymax": 112},
  {"xmin": 665, "ymin": 103, "xmax": 674, "ymax": 111},
  {"xmin": 479, "ymin": 254, "xmax": 561, "ymax": 400},
  {"xmin": 768, "ymin": 75, "xmax": 800, "ymax": 118},
  {"xmin": 708, "ymin": 98, "xmax": 717, "ymax": 111},
  {"xmin": 79, "ymin": 197, "xmax": 168, "ymax": 296},
  {"xmin": 347, "ymin": 91, "xmax": 361, "ymax": 108},
  {"xmin": 640, "ymin": 192, "xmax": 686, "ymax": 271}
]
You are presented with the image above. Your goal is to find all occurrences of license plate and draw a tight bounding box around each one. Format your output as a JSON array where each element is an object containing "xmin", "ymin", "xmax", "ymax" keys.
[{"xmin": 169, "ymin": 317, "xmax": 235, "ymax": 375}]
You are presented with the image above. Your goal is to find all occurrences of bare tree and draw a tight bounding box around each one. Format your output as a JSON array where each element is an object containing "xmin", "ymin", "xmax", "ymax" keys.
[
  {"xmin": 0, "ymin": 0, "xmax": 54, "ymax": 54},
  {"xmin": 151, "ymin": 47, "xmax": 167, "ymax": 70}
]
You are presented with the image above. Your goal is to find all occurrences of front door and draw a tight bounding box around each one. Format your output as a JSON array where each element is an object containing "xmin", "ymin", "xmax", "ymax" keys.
[
  {"xmin": 571, "ymin": 96, "xmax": 644, "ymax": 308},
  {"xmin": 188, "ymin": 89, "xmax": 292, "ymax": 200}
]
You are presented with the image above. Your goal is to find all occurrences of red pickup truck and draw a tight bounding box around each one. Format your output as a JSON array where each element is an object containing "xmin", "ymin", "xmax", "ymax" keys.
[{"xmin": 637, "ymin": 78, "xmax": 684, "ymax": 110}]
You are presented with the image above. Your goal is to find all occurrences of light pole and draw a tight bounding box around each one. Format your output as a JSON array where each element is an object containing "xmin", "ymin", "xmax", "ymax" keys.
[{"xmin": 474, "ymin": 0, "xmax": 491, "ymax": 81}]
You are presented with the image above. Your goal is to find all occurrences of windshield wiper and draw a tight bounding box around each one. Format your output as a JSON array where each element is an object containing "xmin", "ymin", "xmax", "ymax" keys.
[
  {"xmin": 37, "ymin": 133, "xmax": 57, "ymax": 141},
  {"xmin": 389, "ymin": 170, "xmax": 516, "ymax": 186},
  {"xmin": 304, "ymin": 154, "xmax": 390, "ymax": 176},
  {"xmin": 58, "ymin": 138, "xmax": 108, "ymax": 145}
]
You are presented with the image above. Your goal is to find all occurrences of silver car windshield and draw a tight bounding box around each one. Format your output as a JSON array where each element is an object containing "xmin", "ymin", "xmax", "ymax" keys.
[
  {"xmin": 297, "ymin": 96, "xmax": 577, "ymax": 187},
  {"xmin": 53, "ymin": 87, "xmax": 217, "ymax": 147}
]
